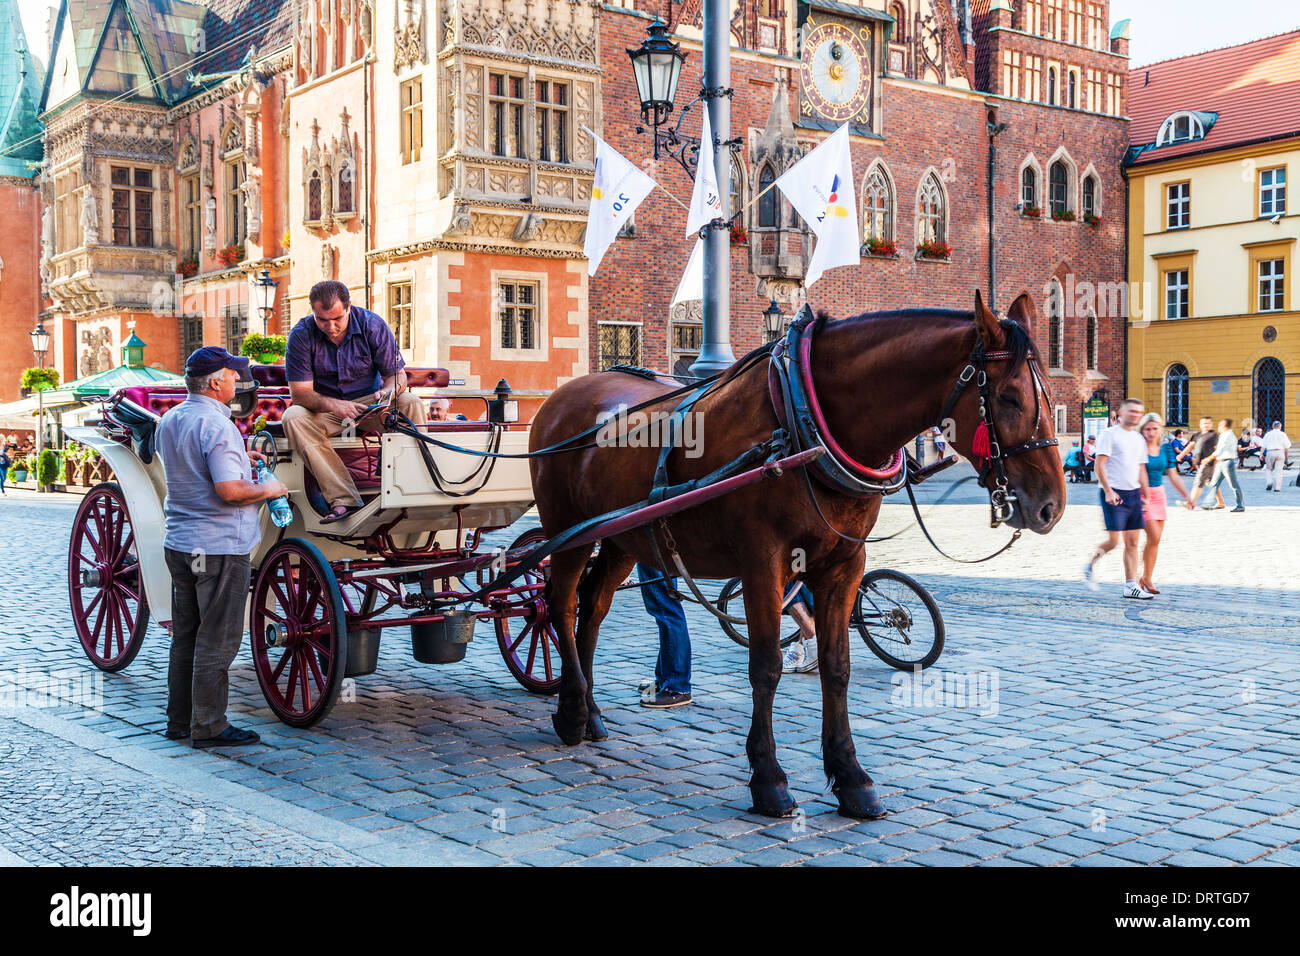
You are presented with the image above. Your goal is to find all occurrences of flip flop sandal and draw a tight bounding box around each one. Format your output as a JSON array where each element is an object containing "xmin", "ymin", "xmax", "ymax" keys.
[{"xmin": 319, "ymin": 505, "xmax": 359, "ymax": 524}]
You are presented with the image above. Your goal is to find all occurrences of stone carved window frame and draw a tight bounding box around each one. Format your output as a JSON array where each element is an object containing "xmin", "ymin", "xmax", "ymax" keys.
[
  {"xmin": 860, "ymin": 158, "xmax": 896, "ymax": 244},
  {"xmin": 1080, "ymin": 162, "xmax": 1101, "ymax": 218},
  {"xmin": 1018, "ymin": 153, "xmax": 1043, "ymax": 210},
  {"xmin": 915, "ymin": 168, "xmax": 949, "ymax": 246},
  {"xmin": 1046, "ymin": 145, "xmax": 1078, "ymax": 217},
  {"xmin": 490, "ymin": 269, "xmax": 549, "ymax": 362},
  {"xmin": 221, "ymin": 121, "xmax": 247, "ymax": 246}
]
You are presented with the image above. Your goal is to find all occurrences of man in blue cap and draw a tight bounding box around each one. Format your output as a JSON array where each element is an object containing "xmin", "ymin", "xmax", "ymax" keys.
[{"xmin": 157, "ymin": 346, "xmax": 287, "ymax": 748}]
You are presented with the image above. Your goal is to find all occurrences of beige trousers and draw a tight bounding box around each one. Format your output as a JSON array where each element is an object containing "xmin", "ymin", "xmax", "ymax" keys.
[{"xmin": 281, "ymin": 391, "xmax": 427, "ymax": 508}]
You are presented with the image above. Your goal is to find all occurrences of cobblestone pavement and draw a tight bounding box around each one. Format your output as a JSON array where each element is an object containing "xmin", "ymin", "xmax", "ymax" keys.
[{"xmin": 1, "ymin": 467, "xmax": 1298, "ymax": 866}]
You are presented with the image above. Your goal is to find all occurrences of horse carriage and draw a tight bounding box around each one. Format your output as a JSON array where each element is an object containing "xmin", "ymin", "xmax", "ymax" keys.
[{"xmin": 64, "ymin": 291, "xmax": 1067, "ymax": 820}]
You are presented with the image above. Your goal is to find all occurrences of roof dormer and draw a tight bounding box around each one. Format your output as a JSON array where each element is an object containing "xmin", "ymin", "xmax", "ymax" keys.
[{"xmin": 1155, "ymin": 110, "xmax": 1217, "ymax": 147}]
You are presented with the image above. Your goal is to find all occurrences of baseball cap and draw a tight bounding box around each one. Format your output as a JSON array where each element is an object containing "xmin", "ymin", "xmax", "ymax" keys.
[{"xmin": 185, "ymin": 345, "xmax": 251, "ymax": 378}]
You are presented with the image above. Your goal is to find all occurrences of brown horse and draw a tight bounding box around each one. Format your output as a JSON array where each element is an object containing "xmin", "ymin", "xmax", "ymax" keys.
[{"xmin": 528, "ymin": 291, "xmax": 1066, "ymax": 818}]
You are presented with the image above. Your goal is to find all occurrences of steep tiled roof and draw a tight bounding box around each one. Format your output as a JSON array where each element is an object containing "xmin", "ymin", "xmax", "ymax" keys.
[
  {"xmin": 0, "ymin": 0, "xmax": 45, "ymax": 175},
  {"xmin": 1128, "ymin": 29, "xmax": 1300, "ymax": 165},
  {"xmin": 192, "ymin": 0, "xmax": 295, "ymax": 75}
]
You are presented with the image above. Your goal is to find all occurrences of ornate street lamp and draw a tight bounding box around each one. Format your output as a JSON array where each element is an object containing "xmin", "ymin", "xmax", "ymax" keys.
[
  {"xmin": 30, "ymin": 319, "xmax": 50, "ymax": 463},
  {"xmin": 628, "ymin": 20, "xmax": 687, "ymax": 129},
  {"xmin": 762, "ymin": 299, "xmax": 785, "ymax": 343},
  {"xmin": 252, "ymin": 269, "xmax": 278, "ymax": 335}
]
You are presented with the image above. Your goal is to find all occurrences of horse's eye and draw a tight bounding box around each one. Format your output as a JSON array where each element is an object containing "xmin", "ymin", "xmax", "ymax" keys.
[{"xmin": 998, "ymin": 392, "xmax": 1023, "ymax": 410}]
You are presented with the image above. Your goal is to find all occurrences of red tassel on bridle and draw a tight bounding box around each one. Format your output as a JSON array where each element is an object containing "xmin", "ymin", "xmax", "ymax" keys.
[{"xmin": 971, "ymin": 421, "xmax": 991, "ymax": 463}]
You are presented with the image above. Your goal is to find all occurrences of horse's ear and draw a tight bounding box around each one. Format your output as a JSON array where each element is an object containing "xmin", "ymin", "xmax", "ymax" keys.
[
  {"xmin": 1006, "ymin": 292, "xmax": 1036, "ymax": 336},
  {"xmin": 973, "ymin": 290, "xmax": 1003, "ymax": 346}
]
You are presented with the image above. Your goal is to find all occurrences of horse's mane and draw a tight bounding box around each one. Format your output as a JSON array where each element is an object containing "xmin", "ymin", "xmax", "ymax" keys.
[{"xmin": 823, "ymin": 307, "xmax": 1039, "ymax": 378}]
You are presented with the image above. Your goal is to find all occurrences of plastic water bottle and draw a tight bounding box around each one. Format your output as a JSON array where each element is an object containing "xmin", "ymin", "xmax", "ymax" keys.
[{"xmin": 255, "ymin": 460, "xmax": 293, "ymax": 527}]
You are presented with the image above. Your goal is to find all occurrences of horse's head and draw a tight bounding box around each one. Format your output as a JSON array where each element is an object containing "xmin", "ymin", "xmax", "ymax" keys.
[{"xmin": 947, "ymin": 291, "xmax": 1066, "ymax": 533}]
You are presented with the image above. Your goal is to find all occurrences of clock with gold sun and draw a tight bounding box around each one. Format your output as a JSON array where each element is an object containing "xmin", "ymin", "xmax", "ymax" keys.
[{"xmin": 800, "ymin": 20, "xmax": 873, "ymax": 126}]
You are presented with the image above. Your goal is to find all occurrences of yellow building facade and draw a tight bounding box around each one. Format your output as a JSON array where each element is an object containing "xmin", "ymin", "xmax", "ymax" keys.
[{"xmin": 1125, "ymin": 32, "xmax": 1300, "ymax": 431}]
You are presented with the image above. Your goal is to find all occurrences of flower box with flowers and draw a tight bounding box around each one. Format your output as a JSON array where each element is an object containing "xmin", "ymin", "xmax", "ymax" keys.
[
  {"xmin": 177, "ymin": 256, "xmax": 199, "ymax": 278},
  {"xmin": 1051, "ymin": 209, "xmax": 1077, "ymax": 222},
  {"xmin": 217, "ymin": 244, "xmax": 246, "ymax": 267},
  {"xmin": 1021, "ymin": 205, "xmax": 1042, "ymax": 219},
  {"xmin": 862, "ymin": 237, "xmax": 898, "ymax": 258},
  {"xmin": 916, "ymin": 239, "xmax": 952, "ymax": 261},
  {"xmin": 729, "ymin": 222, "xmax": 748, "ymax": 245},
  {"xmin": 1083, "ymin": 213, "xmax": 1102, "ymax": 227}
]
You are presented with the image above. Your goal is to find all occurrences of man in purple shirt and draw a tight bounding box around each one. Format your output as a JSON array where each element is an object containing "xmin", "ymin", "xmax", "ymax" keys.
[{"xmin": 282, "ymin": 280, "xmax": 427, "ymax": 521}]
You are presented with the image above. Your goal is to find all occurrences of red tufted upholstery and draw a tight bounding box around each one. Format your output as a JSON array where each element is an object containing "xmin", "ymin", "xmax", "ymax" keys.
[
  {"xmin": 112, "ymin": 385, "xmax": 292, "ymax": 437},
  {"xmin": 405, "ymin": 367, "xmax": 451, "ymax": 388},
  {"xmin": 251, "ymin": 364, "xmax": 287, "ymax": 386}
]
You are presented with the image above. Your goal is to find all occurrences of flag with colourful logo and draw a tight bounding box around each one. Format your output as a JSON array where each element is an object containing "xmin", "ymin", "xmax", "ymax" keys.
[
  {"xmin": 583, "ymin": 127, "xmax": 657, "ymax": 276},
  {"xmin": 685, "ymin": 107, "xmax": 723, "ymax": 237},
  {"xmin": 774, "ymin": 123, "xmax": 859, "ymax": 287}
]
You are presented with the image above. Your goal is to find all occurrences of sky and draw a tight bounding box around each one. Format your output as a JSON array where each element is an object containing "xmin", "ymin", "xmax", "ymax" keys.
[{"xmin": 14, "ymin": 0, "xmax": 1298, "ymax": 77}]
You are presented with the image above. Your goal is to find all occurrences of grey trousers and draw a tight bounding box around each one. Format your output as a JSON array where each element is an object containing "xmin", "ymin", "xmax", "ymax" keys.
[{"xmin": 165, "ymin": 548, "xmax": 252, "ymax": 739}]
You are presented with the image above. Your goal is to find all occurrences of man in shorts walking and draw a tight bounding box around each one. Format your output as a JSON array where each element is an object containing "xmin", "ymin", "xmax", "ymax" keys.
[{"xmin": 1084, "ymin": 397, "xmax": 1152, "ymax": 600}]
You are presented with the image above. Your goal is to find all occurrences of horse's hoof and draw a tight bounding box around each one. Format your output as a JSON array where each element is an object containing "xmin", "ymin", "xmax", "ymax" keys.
[
  {"xmin": 749, "ymin": 781, "xmax": 798, "ymax": 818},
  {"xmin": 551, "ymin": 712, "xmax": 586, "ymax": 747},
  {"xmin": 834, "ymin": 784, "xmax": 887, "ymax": 820},
  {"xmin": 583, "ymin": 711, "xmax": 608, "ymax": 742}
]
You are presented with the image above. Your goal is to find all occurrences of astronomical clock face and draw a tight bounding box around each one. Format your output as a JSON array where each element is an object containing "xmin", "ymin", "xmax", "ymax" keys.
[{"xmin": 800, "ymin": 21, "xmax": 872, "ymax": 124}]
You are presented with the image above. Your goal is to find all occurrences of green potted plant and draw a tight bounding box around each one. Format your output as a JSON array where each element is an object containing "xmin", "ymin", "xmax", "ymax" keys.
[
  {"xmin": 20, "ymin": 367, "xmax": 60, "ymax": 393},
  {"xmin": 239, "ymin": 332, "xmax": 288, "ymax": 365},
  {"xmin": 36, "ymin": 448, "xmax": 58, "ymax": 492},
  {"xmin": 8, "ymin": 455, "xmax": 27, "ymax": 483}
]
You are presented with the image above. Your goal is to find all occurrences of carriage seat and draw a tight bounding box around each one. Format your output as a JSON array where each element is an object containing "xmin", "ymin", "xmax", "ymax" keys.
[{"xmin": 249, "ymin": 364, "xmax": 451, "ymax": 389}]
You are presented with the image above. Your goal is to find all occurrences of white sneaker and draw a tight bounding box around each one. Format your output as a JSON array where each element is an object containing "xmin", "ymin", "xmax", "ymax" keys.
[
  {"xmin": 795, "ymin": 636, "xmax": 819, "ymax": 673},
  {"xmin": 1083, "ymin": 561, "xmax": 1099, "ymax": 592},
  {"xmin": 1122, "ymin": 585, "xmax": 1154, "ymax": 600},
  {"xmin": 637, "ymin": 678, "xmax": 657, "ymax": 704},
  {"xmin": 781, "ymin": 640, "xmax": 805, "ymax": 673}
]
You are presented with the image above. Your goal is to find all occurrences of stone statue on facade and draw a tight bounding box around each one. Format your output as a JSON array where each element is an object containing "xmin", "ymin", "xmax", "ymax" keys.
[{"xmin": 80, "ymin": 189, "xmax": 99, "ymax": 245}]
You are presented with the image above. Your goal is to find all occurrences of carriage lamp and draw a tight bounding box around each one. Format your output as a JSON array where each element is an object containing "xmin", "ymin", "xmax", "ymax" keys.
[
  {"xmin": 761, "ymin": 299, "xmax": 785, "ymax": 343},
  {"xmin": 488, "ymin": 379, "xmax": 518, "ymax": 424},
  {"xmin": 252, "ymin": 269, "xmax": 278, "ymax": 335},
  {"xmin": 628, "ymin": 20, "xmax": 687, "ymax": 129}
]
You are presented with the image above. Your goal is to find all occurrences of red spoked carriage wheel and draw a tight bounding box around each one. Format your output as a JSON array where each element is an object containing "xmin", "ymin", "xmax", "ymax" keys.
[
  {"xmin": 250, "ymin": 538, "xmax": 348, "ymax": 727},
  {"xmin": 493, "ymin": 528, "xmax": 562, "ymax": 695},
  {"xmin": 68, "ymin": 482, "xmax": 149, "ymax": 672}
]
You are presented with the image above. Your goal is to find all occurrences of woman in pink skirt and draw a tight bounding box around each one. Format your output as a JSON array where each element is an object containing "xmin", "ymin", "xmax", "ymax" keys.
[{"xmin": 1138, "ymin": 412, "xmax": 1194, "ymax": 595}]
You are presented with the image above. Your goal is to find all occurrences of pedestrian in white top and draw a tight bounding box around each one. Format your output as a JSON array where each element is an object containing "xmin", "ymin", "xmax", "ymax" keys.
[
  {"xmin": 1083, "ymin": 397, "xmax": 1153, "ymax": 599},
  {"xmin": 1262, "ymin": 421, "xmax": 1292, "ymax": 492}
]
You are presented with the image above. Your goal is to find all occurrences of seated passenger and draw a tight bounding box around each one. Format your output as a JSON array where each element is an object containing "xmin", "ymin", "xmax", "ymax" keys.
[
  {"xmin": 429, "ymin": 397, "xmax": 468, "ymax": 422},
  {"xmin": 282, "ymin": 280, "xmax": 427, "ymax": 522}
]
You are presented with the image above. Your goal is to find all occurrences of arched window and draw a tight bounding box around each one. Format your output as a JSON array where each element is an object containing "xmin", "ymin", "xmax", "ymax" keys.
[
  {"xmin": 1067, "ymin": 71, "xmax": 1077, "ymax": 109},
  {"xmin": 1156, "ymin": 111, "xmax": 1207, "ymax": 147},
  {"xmin": 1166, "ymin": 364, "xmax": 1190, "ymax": 427},
  {"xmin": 1254, "ymin": 357, "xmax": 1286, "ymax": 429},
  {"xmin": 1085, "ymin": 311, "xmax": 1098, "ymax": 370},
  {"xmin": 1049, "ymin": 160, "xmax": 1069, "ymax": 216},
  {"xmin": 890, "ymin": 2, "xmax": 906, "ymax": 40},
  {"xmin": 916, "ymin": 172, "xmax": 946, "ymax": 245},
  {"xmin": 307, "ymin": 169, "xmax": 322, "ymax": 222},
  {"xmin": 758, "ymin": 164, "xmax": 776, "ymax": 228},
  {"xmin": 1021, "ymin": 165, "xmax": 1038, "ymax": 208},
  {"xmin": 1082, "ymin": 174, "xmax": 1098, "ymax": 217},
  {"xmin": 1047, "ymin": 68, "xmax": 1057, "ymax": 105},
  {"xmin": 1047, "ymin": 279, "xmax": 1064, "ymax": 368},
  {"xmin": 729, "ymin": 155, "xmax": 745, "ymax": 219},
  {"xmin": 335, "ymin": 159, "xmax": 355, "ymax": 215},
  {"xmin": 862, "ymin": 162, "xmax": 894, "ymax": 243}
]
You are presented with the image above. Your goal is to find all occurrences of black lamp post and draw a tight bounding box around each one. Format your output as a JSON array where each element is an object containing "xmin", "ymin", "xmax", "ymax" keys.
[
  {"xmin": 627, "ymin": 13, "xmax": 735, "ymax": 377},
  {"xmin": 252, "ymin": 269, "xmax": 278, "ymax": 335},
  {"xmin": 30, "ymin": 319, "xmax": 50, "ymax": 462},
  {"xmin": 762, "ymin": 299, "xmax": 785, "ymax": 343}
]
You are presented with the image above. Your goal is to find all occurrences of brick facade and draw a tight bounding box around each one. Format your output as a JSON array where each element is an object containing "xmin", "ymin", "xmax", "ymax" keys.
[{"xmin": 592, "ymin": 0, "xmax": 1130, "ymax": 433}]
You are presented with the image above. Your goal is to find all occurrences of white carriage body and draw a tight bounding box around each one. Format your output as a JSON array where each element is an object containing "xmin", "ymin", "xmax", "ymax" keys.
[{"xmin": 66, "ymin": 416, "xmax": 535, "ymax": 627}]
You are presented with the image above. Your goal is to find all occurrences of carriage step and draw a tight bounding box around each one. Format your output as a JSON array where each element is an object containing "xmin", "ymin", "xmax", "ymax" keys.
[{"xmin": 348, "ymin": 563, "xmax": 441, "ymax": 579}]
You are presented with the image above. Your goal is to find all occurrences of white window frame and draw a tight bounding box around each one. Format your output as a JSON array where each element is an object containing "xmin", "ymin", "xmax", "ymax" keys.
[
  {"xmin": 1156, "ymin": 111, "xmax": 1205, "ymax": 147},
  {"xmin": 1166, "ymin": 181, "xmax": 1190, "ymax": 229},
  {"xmin": 1260, "ymin": 166, "xmax": 1287, "ymax": 218},
  {"xmin": 1165, "ymin": 269, "xmax": 1189, "ymax": 319},
  {"xmin": 1258, "ymin": 258, "xmax": 1285, "ymax": 313}
]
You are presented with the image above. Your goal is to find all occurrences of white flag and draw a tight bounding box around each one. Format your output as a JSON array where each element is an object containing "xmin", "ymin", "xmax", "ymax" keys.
[
  {"xmin": 583, "ymin": 127, "xmax": 657, "ymax": 276},
  {"xmin": 774, "ymin": 123, "xmax": 859, "ymax": 287},
  {"xmin": 685, "ymin": 108, "xmax": 723, "ymax": 237},
  {"xmin": 671, "ymin": 238, "xmax": 704, "ymax": 307}
]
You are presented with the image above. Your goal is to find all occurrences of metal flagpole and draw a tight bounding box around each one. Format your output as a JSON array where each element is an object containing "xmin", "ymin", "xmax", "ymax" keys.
[{"xmin": 691, "ymin": 0, "xmax": 736, "ymax": 376}]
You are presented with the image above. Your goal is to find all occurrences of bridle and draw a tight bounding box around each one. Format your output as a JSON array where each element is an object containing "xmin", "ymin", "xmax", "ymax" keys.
[{"xmin": 936, "ymin": 328, "xmax": 1058, "ymax": 527}]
